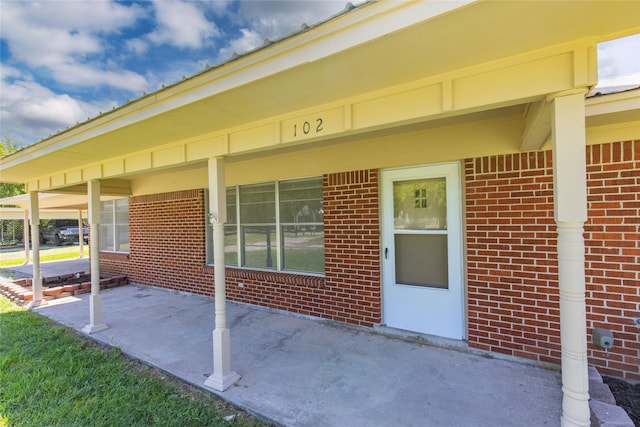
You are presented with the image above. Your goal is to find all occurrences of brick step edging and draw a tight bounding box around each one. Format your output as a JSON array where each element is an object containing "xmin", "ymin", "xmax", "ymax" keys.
[{"xmin": 588, "ymin": 366, "xmax": 634, "ymax": 427}]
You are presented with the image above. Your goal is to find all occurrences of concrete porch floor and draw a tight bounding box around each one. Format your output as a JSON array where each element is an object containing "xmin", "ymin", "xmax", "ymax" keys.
[
  {"xmin": 20, "ymin": 283, "xmax": 562, "ymax": 426},
  {"xmin": 1, "ymin": 260, "xmax": 562, "ymax": 426}
]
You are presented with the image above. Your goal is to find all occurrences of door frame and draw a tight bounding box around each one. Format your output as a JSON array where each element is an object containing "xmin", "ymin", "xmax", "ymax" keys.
[{"xmin": 381, "ymin": 161, "xmax": 466, "ymax": 339}]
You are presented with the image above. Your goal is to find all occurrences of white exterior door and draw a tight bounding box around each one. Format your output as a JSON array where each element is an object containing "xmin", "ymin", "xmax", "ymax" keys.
[{"xmin": 382, "ymin": 163, "xmax": 464, "ymax": 339}]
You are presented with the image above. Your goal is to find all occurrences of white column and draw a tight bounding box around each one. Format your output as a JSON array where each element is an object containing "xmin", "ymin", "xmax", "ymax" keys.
[
  {"xmin": 23, "ymin": 209, "xmax": 30, "ymax": 265},
  {"xmin": 78, "ymin": 209, "xmax": 84, "ymax": 258},
  {"xmin": 82, "ymin": 180, "xmax": 108, "ymax": 334},
  {"xmin": 551, "ymin": 90, "xmax": 590, "ymax": 427},
  {"xmin": 204, "ymin": 157, "xmax": 240, "ymax": 391},
  {"xmin": 27, "ymin": 192, "xmax": 44, "ymax": 307}
]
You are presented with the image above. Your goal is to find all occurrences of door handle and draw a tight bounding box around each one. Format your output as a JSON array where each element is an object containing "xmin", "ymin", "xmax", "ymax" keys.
[{"xmin": 385, "ymin": 248, "xmax": 389, "ymax": 259}]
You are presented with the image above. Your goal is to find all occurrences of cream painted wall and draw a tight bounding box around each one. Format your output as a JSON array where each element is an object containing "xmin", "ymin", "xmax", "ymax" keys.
[
  {"xmin": 131, "ymin": 167, "xmax": 208, "ymax": 196},
  {"xmin": 130, "ymin": 112, "xmax": 524, "ymax": 195},
  {"xmin": 129, "ymin": 109, "xmax": 640, "ymax": 197},
  {"xmin": 585, "ymin": 120, "xmax": 640, "ymax": 147},
  {"xmin": 227, "ymin": 112, "xmax": 525, "ymax": 185}
]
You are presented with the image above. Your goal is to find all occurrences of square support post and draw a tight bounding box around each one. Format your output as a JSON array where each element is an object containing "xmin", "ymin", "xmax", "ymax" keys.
[
  {"xmin": 78, "ymin": 209, "xmax": 85, "ymax": 258},
  {"xmin": 23, "ymin": 209, "xmax": 30, "ymax": 265},
  {"xmin": 82, "ymin": 180, "xmax": 108, "ymax": 334},
  {"xmin": 27, "ymin": 192, "xmax": 44, "ymax": 308},
  {"xmin": 204, "ymin": 157, "xmax": 240, "ymax": 391},
  {"xmin": 551, "ymin": 89, "xmax": 590, "ymax": 427}
]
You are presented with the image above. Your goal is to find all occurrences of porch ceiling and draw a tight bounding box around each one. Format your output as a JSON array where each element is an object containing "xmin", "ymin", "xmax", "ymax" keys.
[
  {"xmin": 1, "ymin": 0, "xmax": 638, "ymax": 185},
  {"xmin": 0, "ymin": 191, "xmax": 122, "ymax": 212}
]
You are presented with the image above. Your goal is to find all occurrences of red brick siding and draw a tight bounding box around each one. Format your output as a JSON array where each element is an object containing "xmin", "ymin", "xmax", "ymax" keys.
[
  {"xmin": 100, "ymin": 190, "xmax": 216, "ymax": 294},
  {"xmin": 323, "ymin": 170, "xmax": 381, "ymax": 325},
  {"xmin": 585, "ymin": 141, "xmax": 640, "ymax": 381},
  {"xmin": 100, "ymin": 252, "xmax": 130, "ymax": 277},
  {"xmin": 100, "ymin": 170, "xmax": 381, "ymax": 327},
  {"xmin": 466, "ymin": 141, "xmax": 640, "ymax": 380},
  {"xmin": 226, "ymin": 169, "xmax": 381, "ymax": 326},
  {"xmin": 465, "ymin": 151, "xmax": 561, "ymax": 365}
]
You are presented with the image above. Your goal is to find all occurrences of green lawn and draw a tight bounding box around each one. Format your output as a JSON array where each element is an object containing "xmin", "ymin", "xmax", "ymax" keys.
[
  {"xmin": 0, "ymin": 297, "xmax": 266, "ymax": 427},
  {"xmin": 0, "ymin": 245, "xmax": 89, "ymax": 268}
]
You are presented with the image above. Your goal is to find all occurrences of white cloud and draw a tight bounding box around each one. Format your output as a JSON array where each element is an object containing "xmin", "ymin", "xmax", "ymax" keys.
[
  {"xmin": 0, "ymin": 68, "xmax": 114, "ymax": 143},
  {"xmin": 597, "ymin": 33, "xmax": 640, "ymax": 82},
  {"xmin": 126, "ymin": 38, "xmax": 150, "ymax": 56},
  {"xmin": 213, "ymin": 1, "xmax": 354, "ymax": 63},
  {"xmin": 236, "ymin": 1, "xmax": 351, "ymax": 39},
  {"xmin": 0, "ymin": 1, "xmax": 147, "ymax": 91},
  {"xmin": 216, "ymin": 28, "xmax": 264, "ymax": 62},
  {"xmin": 5, "ymin": 0, "xmax": 142, "ymax": 33},
  {"xmin": 148, "ymin": 0, "xmax": 220, "ymax": 49},
  {"xmin": 595, "ymin": 33, "xmax": 640, "ymax": 92},
  {"xmin": 52, "ymin": 62, "xmax": 148, "ymax": 92}
]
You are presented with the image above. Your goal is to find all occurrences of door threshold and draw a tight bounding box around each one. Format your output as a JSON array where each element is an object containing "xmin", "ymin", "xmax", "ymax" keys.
[{"xmin": 374, "ymin": 324, "xmax": 467, "ymax": 351}]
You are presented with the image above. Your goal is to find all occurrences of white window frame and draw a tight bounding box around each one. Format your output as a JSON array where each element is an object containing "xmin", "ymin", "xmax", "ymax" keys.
[
  {"xmin": 99, "ymin": 198, "xmax": 129, "ymax": 253},
  {"xmin": 206, "ymin": 177, "xmax": 324, "ymax": 275}
]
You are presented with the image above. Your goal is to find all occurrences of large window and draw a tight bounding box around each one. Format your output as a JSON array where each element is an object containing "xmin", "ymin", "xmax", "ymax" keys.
[
  {"xmin": 206, "ymin": 177, "xmax": 324, "ymax": 274},
  {"xmin": 99, "ymin": 198, "xmax": 129, "ymax": 252}
]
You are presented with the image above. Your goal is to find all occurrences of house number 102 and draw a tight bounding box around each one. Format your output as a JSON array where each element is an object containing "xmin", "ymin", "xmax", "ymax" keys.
[{"xmin": 293, "ymin": 118, "xmax": 324, "ymax": 138}]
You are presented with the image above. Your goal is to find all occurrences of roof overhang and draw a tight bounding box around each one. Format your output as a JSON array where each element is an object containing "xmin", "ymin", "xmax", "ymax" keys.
[
  {"xmin": 1, "ymin": 0, "xmax": 639, "ymax": 190},
  {"xmin": 0, "ymin": 207, "xmax": 87, "ymax": 221},
  {"xmin": 0, "ymin": 190, "xmax": 125, "ymax": 212}
]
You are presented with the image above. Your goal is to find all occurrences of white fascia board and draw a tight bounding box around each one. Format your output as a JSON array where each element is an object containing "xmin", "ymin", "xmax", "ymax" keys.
[
  {"xmin": 586, "ymin": 88, "xmax": 640, "ymax": 116},
  {"xmin": 0, "ymin": 0, "xmax": 475, "ymax": 170},
  {"xmin": 0, "ymin": 207, "xmax": 86, "ymax": 220},
  {"xmin": 0, "ymin": 192, "xmax": 111, "ymax": 211},
  {"xmin": 0, "ymin": 193, "xmax": 70, "ymax": 209}
]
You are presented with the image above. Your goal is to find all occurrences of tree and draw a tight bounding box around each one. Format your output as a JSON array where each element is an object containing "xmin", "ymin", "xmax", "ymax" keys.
[
  {"xmin": 0, "ymin": 135, "xmax": 26, "ymax": 245},
  {"xmin": 0, "ymin": 135, "xmax": 26, "ymax": 199}
]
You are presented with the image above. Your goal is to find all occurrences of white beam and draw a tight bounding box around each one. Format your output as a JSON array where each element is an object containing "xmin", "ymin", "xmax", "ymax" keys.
[
  {"xmin": 23, "ymin": 209, "xmax": 29, "ymax": 265},
  {"xmin": 82, "ymin": 179, "xmax": 108, "ymax": 334},
  {"xmin": 204, "ymin": 157, "xmax": 240, "ymax": 391},
  {"xmin": 521, "ymin": 99, "xmax": 551, "ymax": 151},
  {"xmin": 551, "ymin": 89, "xmax": 590, "ymax": 427},
  {"xmin": 78, "ymin": 209, "xmax": 85, "ymax": 259}
]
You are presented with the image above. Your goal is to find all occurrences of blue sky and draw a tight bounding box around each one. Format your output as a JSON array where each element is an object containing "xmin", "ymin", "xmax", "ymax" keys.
[{"xmin": 0, "ymin": 1, "xmax": 638, "ymax": 146}]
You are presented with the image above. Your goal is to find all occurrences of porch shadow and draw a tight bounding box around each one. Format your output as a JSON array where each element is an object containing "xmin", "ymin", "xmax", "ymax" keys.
[{"xmin": 34, "ymin": 284, "xmax": 562, "ymax": 427}]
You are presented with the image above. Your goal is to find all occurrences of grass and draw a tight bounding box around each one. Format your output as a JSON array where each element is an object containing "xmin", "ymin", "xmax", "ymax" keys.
[
  {"xmin": 0, "ymin": 245, "xmax": 89, "ymax": 268},
  {"xmin": 0, "ymin": 296, "xmax": 267, "ymax": 427}
]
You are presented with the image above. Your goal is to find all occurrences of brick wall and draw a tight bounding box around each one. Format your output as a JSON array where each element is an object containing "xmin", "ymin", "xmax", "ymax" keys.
[
  {"xmin": 129, "ymin": 189, "xmax": 216, "ymax": 295},
  {"xmin": 465, "ymin": 151, "xmax": 560, "ymax": 365},
  {"xmin": 226, "ymin": 169, "xmax": 381, "ymax": 326},
  {"xmin": 585, "ymin": 141, "xmax": 640, "ymax": 381},
  {"xmin": 100, "ymin": 252, "xmax": 130, "ymax": 277},
  {"xmin": 100, "ymin": 170, "xmax": 381, "ymax": 327},
  {"xmin": 465, "ymin": 141, "xmax": 640, "ymax": 380},
  {"xmin": 101, "ymin": 189, "xmax": 216, "ymax": 295},
  {"xmin": 323, "ymin": 170, "xmax": 381, "ymax": 325}
]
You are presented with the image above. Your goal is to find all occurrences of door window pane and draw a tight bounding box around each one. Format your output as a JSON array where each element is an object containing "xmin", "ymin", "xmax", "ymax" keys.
[
  {"xmin": 395, "ymin": 234, "xmax": 448, "ymax": 288},
  {"xmin": 394, "ymin": 178, "xmax": 447, "ymax": 230}
]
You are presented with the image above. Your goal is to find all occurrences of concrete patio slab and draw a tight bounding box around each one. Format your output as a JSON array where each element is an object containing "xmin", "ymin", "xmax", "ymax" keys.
[
  {"xmin": 27, "ymin": 283, "xmax": 563, "ymax": 427},
  {"xmin": 0, "ymin": 258, "xmax": 89, "ymax": 280}
]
